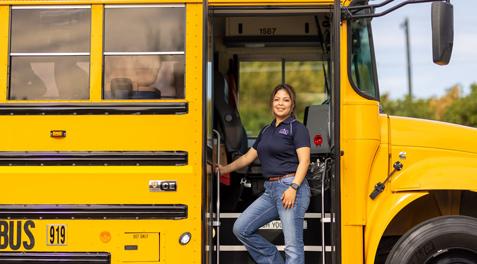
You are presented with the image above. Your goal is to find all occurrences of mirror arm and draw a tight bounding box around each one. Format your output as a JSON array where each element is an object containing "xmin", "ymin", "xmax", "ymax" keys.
[{"xmin": 343, "ymin": 0, "xmax": 449, "ymax": 20}]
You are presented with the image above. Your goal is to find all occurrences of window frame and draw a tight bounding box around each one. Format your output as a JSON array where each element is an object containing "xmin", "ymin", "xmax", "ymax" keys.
[
  {"xmin": 347, "ymin": 18, "xmax": 380, "ymax": 101},
  {"xmin": 7, "ymin": 5, "xmax": 92, "ymax": 101},
  {"xmin": 102, "ymin": 4, "xmax": 186, "ymax": 101}
]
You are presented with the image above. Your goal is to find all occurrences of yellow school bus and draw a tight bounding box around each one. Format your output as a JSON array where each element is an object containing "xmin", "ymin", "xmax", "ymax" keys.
[{"xmin": 0, "ymin": 0, "xmax": 474, "ymax": 263}]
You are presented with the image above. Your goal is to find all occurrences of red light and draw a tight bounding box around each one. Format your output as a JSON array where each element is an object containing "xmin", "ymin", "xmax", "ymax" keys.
[{"xmin": 314, "ymin": 134, "xmax": 323, "ymax": 147}]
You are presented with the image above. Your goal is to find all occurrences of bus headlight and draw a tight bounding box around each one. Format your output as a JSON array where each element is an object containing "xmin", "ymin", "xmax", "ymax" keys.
[{"xmin": 179, "ymin": 232, "xmax": 191, "ymax": 245}]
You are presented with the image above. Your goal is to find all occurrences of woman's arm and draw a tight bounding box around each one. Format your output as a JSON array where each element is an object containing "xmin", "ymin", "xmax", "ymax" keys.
[
  {"xmin": 218, "ymin": 147, "xmax": 258, "ymax": 174},
  {"xmin": 292, "ymin": 146, "xmax": 311, "ymax": 186},
  {"xmin": 281, "ymin": 146, "xmax": 310, "ymax": 209}
]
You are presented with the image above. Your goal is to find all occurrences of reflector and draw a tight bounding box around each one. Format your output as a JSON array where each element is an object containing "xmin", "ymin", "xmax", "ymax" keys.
[{"xmin": 314, "ymin": 134, "xmax": 323, "ymax": 146}]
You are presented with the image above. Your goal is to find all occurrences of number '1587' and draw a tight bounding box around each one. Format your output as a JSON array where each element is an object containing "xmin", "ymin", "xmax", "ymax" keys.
[{"xmin": 259, "ymin": 28, "xmax": 277, "ymax": 35}]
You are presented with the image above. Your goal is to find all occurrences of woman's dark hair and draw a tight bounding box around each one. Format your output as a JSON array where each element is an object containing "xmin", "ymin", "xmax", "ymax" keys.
[{"xmin": 269, "ymin": 83, "xmax": 297, "ymax": 115}]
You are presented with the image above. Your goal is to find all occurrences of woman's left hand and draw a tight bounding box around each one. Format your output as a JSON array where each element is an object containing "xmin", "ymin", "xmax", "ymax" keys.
[{"xmin": 281, "ymin": 188, "xmax": 297, "ymax": 209}]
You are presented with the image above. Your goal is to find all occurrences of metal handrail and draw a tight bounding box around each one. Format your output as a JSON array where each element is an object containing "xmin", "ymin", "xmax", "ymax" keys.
[
  {"xmin": 212, "ymin": 129, "xmax": 221, "ymax": 264},
  {"xmin": 321, "ymin": 159, "xmax": 328, "ymax": 264}
]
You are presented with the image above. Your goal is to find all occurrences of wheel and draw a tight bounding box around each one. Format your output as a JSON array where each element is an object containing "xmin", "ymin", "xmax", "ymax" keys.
[{"xmin": 385, "ymin": 215, "xmax": 477, "ymax": 264}]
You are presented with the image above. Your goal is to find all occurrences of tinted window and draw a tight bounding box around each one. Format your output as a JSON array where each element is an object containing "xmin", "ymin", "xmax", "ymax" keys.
[
  {"xmin": 9, "ymin": 7, "xmax": 91, "ymax": 100},
  {"xmin": 104, "ymin": 55, "xmax": 184, "ymax": 99},
  {"xmin": 103, "ymin": 6, "xmax": 185, "ymax": 100},
  {"xmin": 105, "ymin": 7, "xmax": 185, "ymax": 52},
  {"xmin": 10, "ymin": 56, "xmax": 89, "ymax": 100}
]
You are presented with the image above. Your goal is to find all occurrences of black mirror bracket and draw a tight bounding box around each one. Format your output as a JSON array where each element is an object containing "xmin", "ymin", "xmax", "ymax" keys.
[
  {"xmin": 343, "ymin": 0, "xmax": 454, "ymax": 65},
  {"xmin": 343, "ymin": 0, "xmax": 450, "ymax": 20}
]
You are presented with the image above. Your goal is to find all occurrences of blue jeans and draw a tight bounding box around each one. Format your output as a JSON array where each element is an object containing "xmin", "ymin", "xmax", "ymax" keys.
[{"xmin": 233, "ymin": 177, "xmax": 311, "ymax": 264}]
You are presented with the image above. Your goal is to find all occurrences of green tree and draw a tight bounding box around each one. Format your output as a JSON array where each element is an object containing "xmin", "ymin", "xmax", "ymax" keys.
[
  {"xmin": 443, "ymin": 83, "xmax": 477, "ymax": 127},
  {"xmin": 381, "ymin": 83, "xmax": 477, "ymax": 129},
  {"xmin": 380, "ymin": 94, "xmax": 434, "ymax": 120}
]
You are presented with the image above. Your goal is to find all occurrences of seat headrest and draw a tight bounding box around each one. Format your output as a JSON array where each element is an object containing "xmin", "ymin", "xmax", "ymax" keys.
[{"xmin": 111, "ymin": 78, "xmax": 133, "ymax": 99}]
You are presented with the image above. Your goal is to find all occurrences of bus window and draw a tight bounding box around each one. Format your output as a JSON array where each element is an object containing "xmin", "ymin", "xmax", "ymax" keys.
[
  {"xmin": 350, "ymin": 18, "xmax": 379, "ymax": 99},
  {"xmin": 239, "ymin": 60, "xmax": 328, "ymax": 136},
  {"xmin": 103, "ymin": 5, "xmax": 185, "ymax": 100},
  {"xmin": 8, "ymin": 6, "xmax": 91, "ymax": 100}
]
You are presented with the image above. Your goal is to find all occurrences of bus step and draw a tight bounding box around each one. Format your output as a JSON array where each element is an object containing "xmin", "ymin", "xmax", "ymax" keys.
[
  {"xmin": 218, "ymin": 216, "xmax": 332, "ymax": 246},
  {"xmin": 218, "ymin": 250, "xmax": 334, "ymax": 264}
]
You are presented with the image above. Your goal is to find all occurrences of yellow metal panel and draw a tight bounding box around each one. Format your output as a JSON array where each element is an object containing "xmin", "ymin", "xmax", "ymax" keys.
[
  {"xmin": 121, "ymin": 232, "xmax": 160, "ymax": 262},
  {"xmin": 208, "ymin": 0, "xmax": 349, "ymax": 6},
  {"xmin": 390, "ymin": 116, "xmax": 477, "ymax": 155},
  {"xmin": 0, "ymin": 219, "xmax": 199, "ymax": 263},
  {"xmin": 364, "ymin": 192, "xmax": 428, "ymax": 264},
  {"xmin": 388, "ymin": 116, "xmax": 477, "ymax": 191},
  {"xmin": 340, "ymin": 20, "xmax": 381, "ymax": 263},
  {"xmin": 4, "ymin": 0, "xmax": 202, "ymax": 5},
  {"xmin": 379, "ymin": 114, "xmax": 389, "ymax": 145},
  {"xmin": 363, "ymin": 140, "xmax": 391, "ymax": 262},
  {"xmin": 0, "ymin": 6, "xmax": 9, "ymax": 103},
  {"xmin": 184, "ymin": 2, "xmax": 204, "ymax": 182},
  {"xmin": 3, "ymin": 99, "xmax": 184, "ymax": 104},
  {"xmin": 0, "ymin": 3, "xmax": 204, "ymax": 264},
  {"xmin": 366, "ymin": 116, "xmax": 391, "ymax": 226},
  {"xmin": 0, "ymin": 166, "xmax": 195, "ymax": 204},
  {"xmin": 390, "ymin": 150, "xmax": 477, "ymax": 191},
  {"xmin": 341, "ymin": 103, "xmax": 381, "ymax": 140},
  {"xmin": 341, "ymin": 225, "xmax": 364, "ymax": 264},
  {"xmin": 90, "ymin": 5, "xmax": 103, "ymax": 102},
  {"xmin": 0, "ymin": 115, "xmax": 197, "ymax": 150},
  {"xmin": 341, "ymin": 139, "xmax": 379, "ymax": 225},
  {"xmin": 209, "ymin": 0, "xmax": 333, "ymax": 5}
]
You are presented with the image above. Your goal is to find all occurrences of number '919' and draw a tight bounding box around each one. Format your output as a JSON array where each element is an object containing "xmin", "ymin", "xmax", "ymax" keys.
[{"xmin": 47, "ymin": 225, "xmax": 66, "ymax": 246}]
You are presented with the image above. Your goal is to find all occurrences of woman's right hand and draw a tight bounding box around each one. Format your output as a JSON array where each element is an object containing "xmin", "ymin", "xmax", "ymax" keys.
[
  {"xmin": 216, "ymin": 164, "xmax": 227, "ymax": 175},
  {"xmin": 215, "ymin": 147, "xmax": 257, "ymax": 175}
]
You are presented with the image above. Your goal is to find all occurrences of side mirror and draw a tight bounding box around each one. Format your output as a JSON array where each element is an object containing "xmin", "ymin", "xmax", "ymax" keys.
[{"xmin": 431, "ymin": 1, "xmax": 454, "ymax": 65}]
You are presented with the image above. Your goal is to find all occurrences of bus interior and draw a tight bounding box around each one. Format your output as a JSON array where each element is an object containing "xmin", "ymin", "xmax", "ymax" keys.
[{"xmin": 208, "ymin": 8, "xmax": 336, "ymax": 263}]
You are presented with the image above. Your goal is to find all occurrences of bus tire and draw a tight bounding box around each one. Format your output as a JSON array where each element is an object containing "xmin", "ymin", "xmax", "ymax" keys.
[{"xmin": 385, "ymin": 215, "xmax": 477, "ymax": 264}]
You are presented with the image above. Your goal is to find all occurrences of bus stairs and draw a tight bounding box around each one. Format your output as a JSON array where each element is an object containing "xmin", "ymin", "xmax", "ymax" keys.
[{"xmin": 216, "ymin": 208, "xmax": 335, "ymax": 264}]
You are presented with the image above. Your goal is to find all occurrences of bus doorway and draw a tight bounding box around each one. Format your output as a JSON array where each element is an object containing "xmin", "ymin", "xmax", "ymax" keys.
[{"xmin": 207, "ymin": 7, "xmax": 337, "ymax": 264}]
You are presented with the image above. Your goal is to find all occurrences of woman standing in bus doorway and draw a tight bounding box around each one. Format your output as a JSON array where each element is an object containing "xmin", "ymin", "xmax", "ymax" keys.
[{"xmin": 218, "ymin": 84, "xmax": 311, "ymax": 264}]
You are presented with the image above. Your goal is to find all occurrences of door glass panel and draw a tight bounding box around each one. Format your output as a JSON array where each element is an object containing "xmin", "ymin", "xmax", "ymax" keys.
[
  {"xmin": 350, "ymin": 19, "xmax": 378, "ymax": 98},
  {"xmin": 285, "ymin": 61, "xmax": 328, "ymax": 122},
  {"xmin": 239, "ymin": 61, "xmax": 281, "ymax": 136},
  {"xmin": 239, "ymin": 60, "xmax": 328, "ymax": 136}
]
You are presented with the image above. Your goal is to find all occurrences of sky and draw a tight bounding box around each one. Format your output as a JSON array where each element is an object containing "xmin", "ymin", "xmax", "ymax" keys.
[{"xmin": 371, "ymin": 0, "xmax": 477, "ymax": 99}]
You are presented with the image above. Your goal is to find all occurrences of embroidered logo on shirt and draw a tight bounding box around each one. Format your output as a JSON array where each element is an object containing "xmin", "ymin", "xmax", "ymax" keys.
[{"xmin": 278, "ymin": 128, "xmax": 289, "ymax": 135}]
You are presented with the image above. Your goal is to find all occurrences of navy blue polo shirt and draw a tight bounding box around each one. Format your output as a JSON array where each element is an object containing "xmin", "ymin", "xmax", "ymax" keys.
[{"xmin": 252, "ymin": 116, "xmax": 311, "ymax": 178}]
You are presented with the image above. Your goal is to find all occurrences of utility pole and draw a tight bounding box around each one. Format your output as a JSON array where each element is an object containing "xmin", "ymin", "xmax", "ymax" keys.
[{"xmin": 401, "ymin": 17, "xmax": 413, "ymax": 99}]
